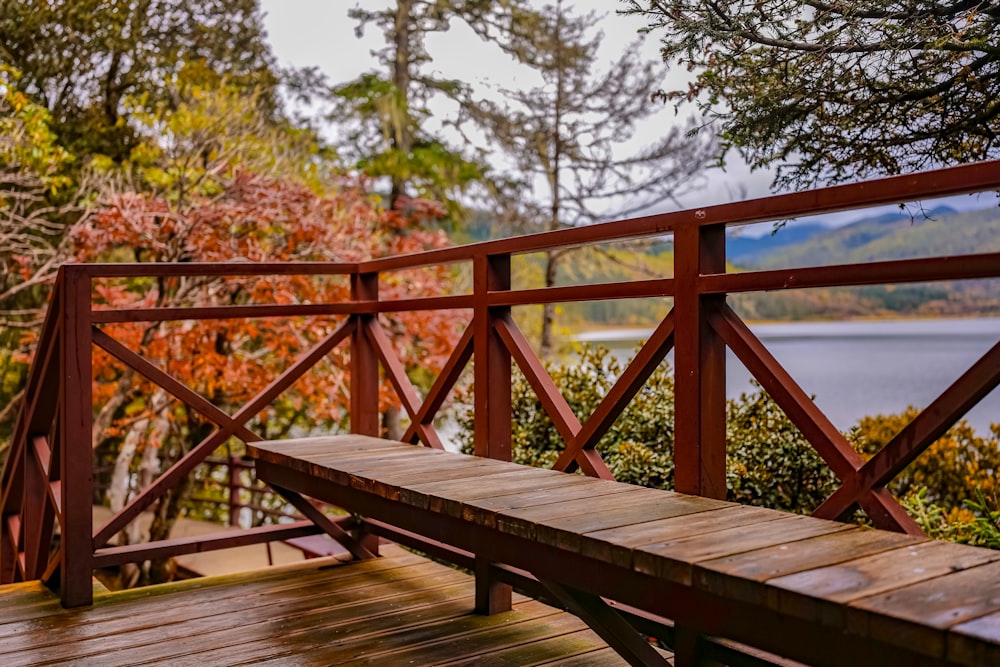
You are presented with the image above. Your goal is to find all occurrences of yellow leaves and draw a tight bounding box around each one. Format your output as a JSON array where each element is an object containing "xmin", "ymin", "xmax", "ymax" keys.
[
  {"xmin": 0, "ymin": 66, "xmax": 71, "ymax": 187},
  {"xmin": 851, "ymin": 407, "xmax": 1000, "ymax": 510}
]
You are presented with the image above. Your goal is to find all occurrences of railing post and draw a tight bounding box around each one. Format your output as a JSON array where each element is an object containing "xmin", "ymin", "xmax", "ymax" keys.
[
  {"xmin": 349, "ymin": 271, "xmax": 381, "ymax": 556},
  {"xmin": 60, "ymin": 266, "xmax": 94, "ymax": 607},
  {"xmin": 473, "ymin": 252, "xmax": 512, "ymax": 614},
  {"xmin": 0, "ymin": 451, "xmax": 20, "ymax": 582},
  {"xmin": 350, "ymin": 271, "xmax": 380, "ymax": 437},
  {"xmin": 673, "ymin": 221, "xmax": 727, "ymax": 499},
  {"xmin": 473, "ymin": 253, "xmax": 512, "ymax": 462}
]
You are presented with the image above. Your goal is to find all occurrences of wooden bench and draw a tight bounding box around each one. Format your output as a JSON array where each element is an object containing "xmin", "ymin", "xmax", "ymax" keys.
[{"xmin": 248, "ymin": 435, "xmax": 1000, "ymax": 667}]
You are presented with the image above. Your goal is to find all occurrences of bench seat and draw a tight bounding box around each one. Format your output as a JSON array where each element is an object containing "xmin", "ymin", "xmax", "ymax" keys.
[{"xmin": 248, "ymin": 434, "xmax": 1000, "ymax": 667}]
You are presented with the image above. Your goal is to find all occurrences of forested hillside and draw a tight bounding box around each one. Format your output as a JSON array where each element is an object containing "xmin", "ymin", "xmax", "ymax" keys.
[{"xmin": 750, "ymin": 205, "xmax": 1000, "ymax": 268}]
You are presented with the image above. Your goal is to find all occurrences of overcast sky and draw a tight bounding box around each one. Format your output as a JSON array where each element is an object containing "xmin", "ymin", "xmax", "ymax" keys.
[
  {"xmin": 256, "ymin": 1, "xmax": 777, "ymax": 211},
  {"xmin": 256, "ymin": 1, "xmax": 989, "ymax": 229}
]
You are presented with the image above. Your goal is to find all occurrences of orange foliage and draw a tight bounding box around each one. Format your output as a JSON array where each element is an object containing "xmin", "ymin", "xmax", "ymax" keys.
[
  {"xmin": 73, "ymin": 171, "xmax": 461, "ymax": 437},
  {"xmin": 851, "ymin": 407, "xmax": 1000, "ymax": 510}
]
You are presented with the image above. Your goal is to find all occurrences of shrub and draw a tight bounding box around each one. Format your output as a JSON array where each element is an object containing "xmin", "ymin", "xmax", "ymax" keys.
[
  {"xmin": 457, "ymin": 344, "xmax": 676, "ymax": 488},
  {"xmin": 849, "ymin": 408, "xmax": 1000, "ymax": 509},
  {"xmin": 725, "ymin": 388, "xmax": 839, "ymax": 513}
]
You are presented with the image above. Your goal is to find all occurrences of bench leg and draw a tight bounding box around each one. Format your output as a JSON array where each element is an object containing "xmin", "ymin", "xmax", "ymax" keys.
[
  {"xmin": 539, "ymin": 579, "xmax": 671, "ymax": 667},
  {"xmin": 672, "ymin": 623, "xmax": 709, "ymax": 667},
  {"xmin": 474, "ymin": 557, "xmax": 511, "ymax": 615},
  {"xmin": 354, "ymin": 523, "xmax": 380, "ymax": 558},
  {"xmin": 269, "ymin": 485, "xmax": 376, "ymax": 560}
]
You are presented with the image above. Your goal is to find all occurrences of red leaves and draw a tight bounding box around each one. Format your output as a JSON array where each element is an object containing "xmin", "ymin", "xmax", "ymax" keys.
[{"xmin": 79, "ymin": 169, "xmax": 461, "ymax": 434}]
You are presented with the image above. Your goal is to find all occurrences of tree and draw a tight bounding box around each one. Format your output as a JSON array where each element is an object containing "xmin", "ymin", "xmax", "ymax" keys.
[
  {"xmin": 0, "ymin": 0, "xmax": 278, "ymax": 163},
  {"xmin": 469, "ymin": 1, "xmax": 714, "ymax": 356},
  {"xmin": 623, "ymin": 0, "xmax": 1000, "ymax": 187},
  {"xmin": 72, "ymin": 80, "xmax": 459, "ymax": 585},
  {"xmin": 0, "ymin": 66, "xmax": 75, "ymax": 443},
  {"xmin": 331, "ymin": 1, "xmax": 540, "ymax": 211}
]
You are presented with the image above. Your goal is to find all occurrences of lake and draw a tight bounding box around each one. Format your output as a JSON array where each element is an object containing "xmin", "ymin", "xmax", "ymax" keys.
[{"xmin": 578, "ymin": 317, "xmax": 1000, "ymax": 436}]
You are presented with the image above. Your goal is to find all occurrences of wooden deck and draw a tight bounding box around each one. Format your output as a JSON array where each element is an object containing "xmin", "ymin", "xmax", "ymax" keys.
[{"xmin": 0, "ymin": 544, "xmax": 646, "ymax": 666}]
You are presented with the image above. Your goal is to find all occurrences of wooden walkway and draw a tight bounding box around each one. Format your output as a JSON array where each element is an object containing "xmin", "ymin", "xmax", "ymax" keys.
[{"xmin": 0, "ymin": 544, "xmax": 645, "ymax": 666}]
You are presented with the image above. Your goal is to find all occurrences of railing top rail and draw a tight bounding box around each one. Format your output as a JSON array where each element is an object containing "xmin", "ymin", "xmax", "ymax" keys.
[
  {"xmin": 64, "ymin": 261, "xmax": 359, "ymax": 279},
  {"xmin": 363, "ymin": 159, "xmax": 1000, "ymax": 272},
  {"xmin": 61, "ymin": 160, "xmax": 1000, "ymax": 282}
]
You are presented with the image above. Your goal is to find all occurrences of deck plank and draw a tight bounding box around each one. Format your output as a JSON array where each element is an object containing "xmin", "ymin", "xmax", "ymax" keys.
[
  {"xmin": 631, "ymin": 513, "xmax": 854, "ymax": 584},
  {"xmin": 434, "ymin": 629, "xmax": 634, "ymax": 667},
  {"xmin": 693, "ymin": 527, "xmax": 926, "ymax": 606},
  {"xmin": 247, "ymin": 435, "xmax": 1000, "ymax": 665},
  {"xmin": 538, "ymin": 646, "xmax": 648, "ymax": 665},
  {"xmin": 767, "ymin": 540, "xmax": 1000, "ymax": 632},
  {"xmin": 463, "ymin": 479, "xmax": 639, "ymax": 530},
  {"xmin": 71, "ymin": 584, "xmax": 482, "ymax": 666},
  {"xmin": 578, "ymin": 505, "xmax": 780, "ymax": 566},
  {"xmin": 360, "ymin": 607, "xmax": 594, "ymax": 667},
  {"xmin": 0, "ymin": 543, "xmax": 620, "ymax": 667},
  {"xmin": 0, "ymin": 549, "xmax": 430, "ymax": 643},
  {"xmin": 1, "ymin": 563, "xmax": 470, "ymax": 665},
  {"xmin": 848, "ymin": 559, "xmax": 1000, "ymax": 659},
  {"xmin": 950, "ymin": 611, "xmax": 1000, "ymax": 667}
]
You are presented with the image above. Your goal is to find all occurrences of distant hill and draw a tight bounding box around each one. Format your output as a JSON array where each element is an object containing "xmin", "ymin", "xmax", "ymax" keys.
[
  {"xmin": 720, "ymin": 204, "xmax": 1000, "ymax": 322},
  {"xmin": 739, "ymin": 205, "xmax": 1000, "ymax": 269},
  {"xmin": 727, "ymin": 222, "xmax": 829, "ymax": 265}
]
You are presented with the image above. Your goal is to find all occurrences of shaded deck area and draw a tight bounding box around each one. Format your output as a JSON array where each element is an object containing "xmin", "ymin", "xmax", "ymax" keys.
[{"xmin": 0, "ymin": 544, "xmax": 644, "ymax": 666}]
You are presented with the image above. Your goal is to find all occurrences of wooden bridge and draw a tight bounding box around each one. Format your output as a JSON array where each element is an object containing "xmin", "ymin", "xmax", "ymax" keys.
[{"xmin": 3, "ymin": 161, "xmax": 1000, "ymax": 665}]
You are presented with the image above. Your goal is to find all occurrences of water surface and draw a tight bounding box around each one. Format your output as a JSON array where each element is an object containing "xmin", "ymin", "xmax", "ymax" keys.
[{"xmin": 581, "ymin": 317, "xmax": 1000, "ymax": 435}]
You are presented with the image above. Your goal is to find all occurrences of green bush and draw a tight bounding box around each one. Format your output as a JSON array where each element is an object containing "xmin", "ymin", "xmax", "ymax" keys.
[
  {"xmin": 457, "ymin": 344, "xmax": 675, "ymax": 488},
  {"xmin": 849, "ymin": 408, "xmax": 1000, "ymax": 509},
  {"xmin": 456, "ymin": 342, "xmax": 999, "ymax": 533},
  {"xmin": 725, "ymin": 388, "xmax": 838, "ymax": 513},
  {"xmin": 904, "ymin": 488, "xmax": 1000, "ymax": 549}
]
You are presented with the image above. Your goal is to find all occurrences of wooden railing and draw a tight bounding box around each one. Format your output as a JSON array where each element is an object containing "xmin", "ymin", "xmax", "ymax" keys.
[{"xmin": 3, "ymin": 160, "xmax": 1000, "ymax": 608}]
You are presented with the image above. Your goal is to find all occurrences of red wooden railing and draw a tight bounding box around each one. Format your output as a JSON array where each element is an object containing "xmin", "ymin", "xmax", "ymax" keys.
[{"xmin": 3, "ymin": 160, "xmax": 1000, "ymax": 608}]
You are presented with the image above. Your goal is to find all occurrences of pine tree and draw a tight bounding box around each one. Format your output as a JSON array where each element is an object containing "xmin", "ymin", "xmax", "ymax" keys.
[{"xmin": 469, "ymin": 1, "xmax": 714, "ymax": 356}]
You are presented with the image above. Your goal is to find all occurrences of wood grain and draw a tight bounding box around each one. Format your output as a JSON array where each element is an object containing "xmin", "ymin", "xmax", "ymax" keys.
[
  {"xmin": 849, "ymin": 559, "xmax": 1000, "ymax": 659},
  {"xmin": 0, "ymin": 543, "xmax": 617, "ymax": 667},
  {"xmin": 694, "ymin": 527, "xmax": 926, "ymax": 605},
  {"xmin": 247, "ymin": 435, "xmax": 1000, "ymax": 665}
]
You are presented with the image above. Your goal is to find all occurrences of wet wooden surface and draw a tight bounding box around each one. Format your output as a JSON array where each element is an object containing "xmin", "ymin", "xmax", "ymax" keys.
[
  {"xmin": 0, "ymin": 544, "xmax": 653, "ymax": 666},
  {"xmin": 250, "ymin": 435, "xmax": 1000, "ymax": 666}
]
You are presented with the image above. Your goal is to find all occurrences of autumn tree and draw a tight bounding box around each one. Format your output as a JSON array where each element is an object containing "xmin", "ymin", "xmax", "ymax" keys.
[
  {"xmin": 72, "ymin": 80, "xmax": 458, "ymax": 585},
  {"xmin": 0, "ymin": 1, "xmax": 283, "ymax": 448},
  {"xmin": 470, "ymin": 1, "xmax": 714, "ymax": 356},
  {"xmin": 623, "ymin": 0, "xmax": 1000, "ymax": 187},
  {"xmin": 0, "ymin": 67, "xmax": 76, "ymax": 442}
]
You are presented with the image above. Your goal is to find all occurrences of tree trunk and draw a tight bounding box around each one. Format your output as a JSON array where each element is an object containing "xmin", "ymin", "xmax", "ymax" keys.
[
  {"xmin": 383, "ymin": 405, "xmax": 404, "ymax": 441},
  {"xmin": 538, "ymin": 250, "xmax": 559, "ymax": 359},
  {"xmin": 108, "ymin": 416, "xmax": 144, "ymax": 589},
  {"xmin": 390, "ymin": 0, "xmax": 414, "ymax": 208},
  {"xmin": 146, "ymin": 473, "xmax": 189, "ymax": 584},
  {"xmin": 144, "ymin": 406, "xmax": 195, "ymax": 585}
]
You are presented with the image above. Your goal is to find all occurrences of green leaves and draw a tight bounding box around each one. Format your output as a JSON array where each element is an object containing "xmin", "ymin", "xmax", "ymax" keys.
[
  {"xmin": 625, "ymin": 0, "xmax": 1000, "ymax": 187},
  {"xmin": 0, "ymin": 66, "xmax": 72, "ymax": 190},
  {"xmin": 725, "ymin": 384, "xmax": 838, "ymax": 513}
]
